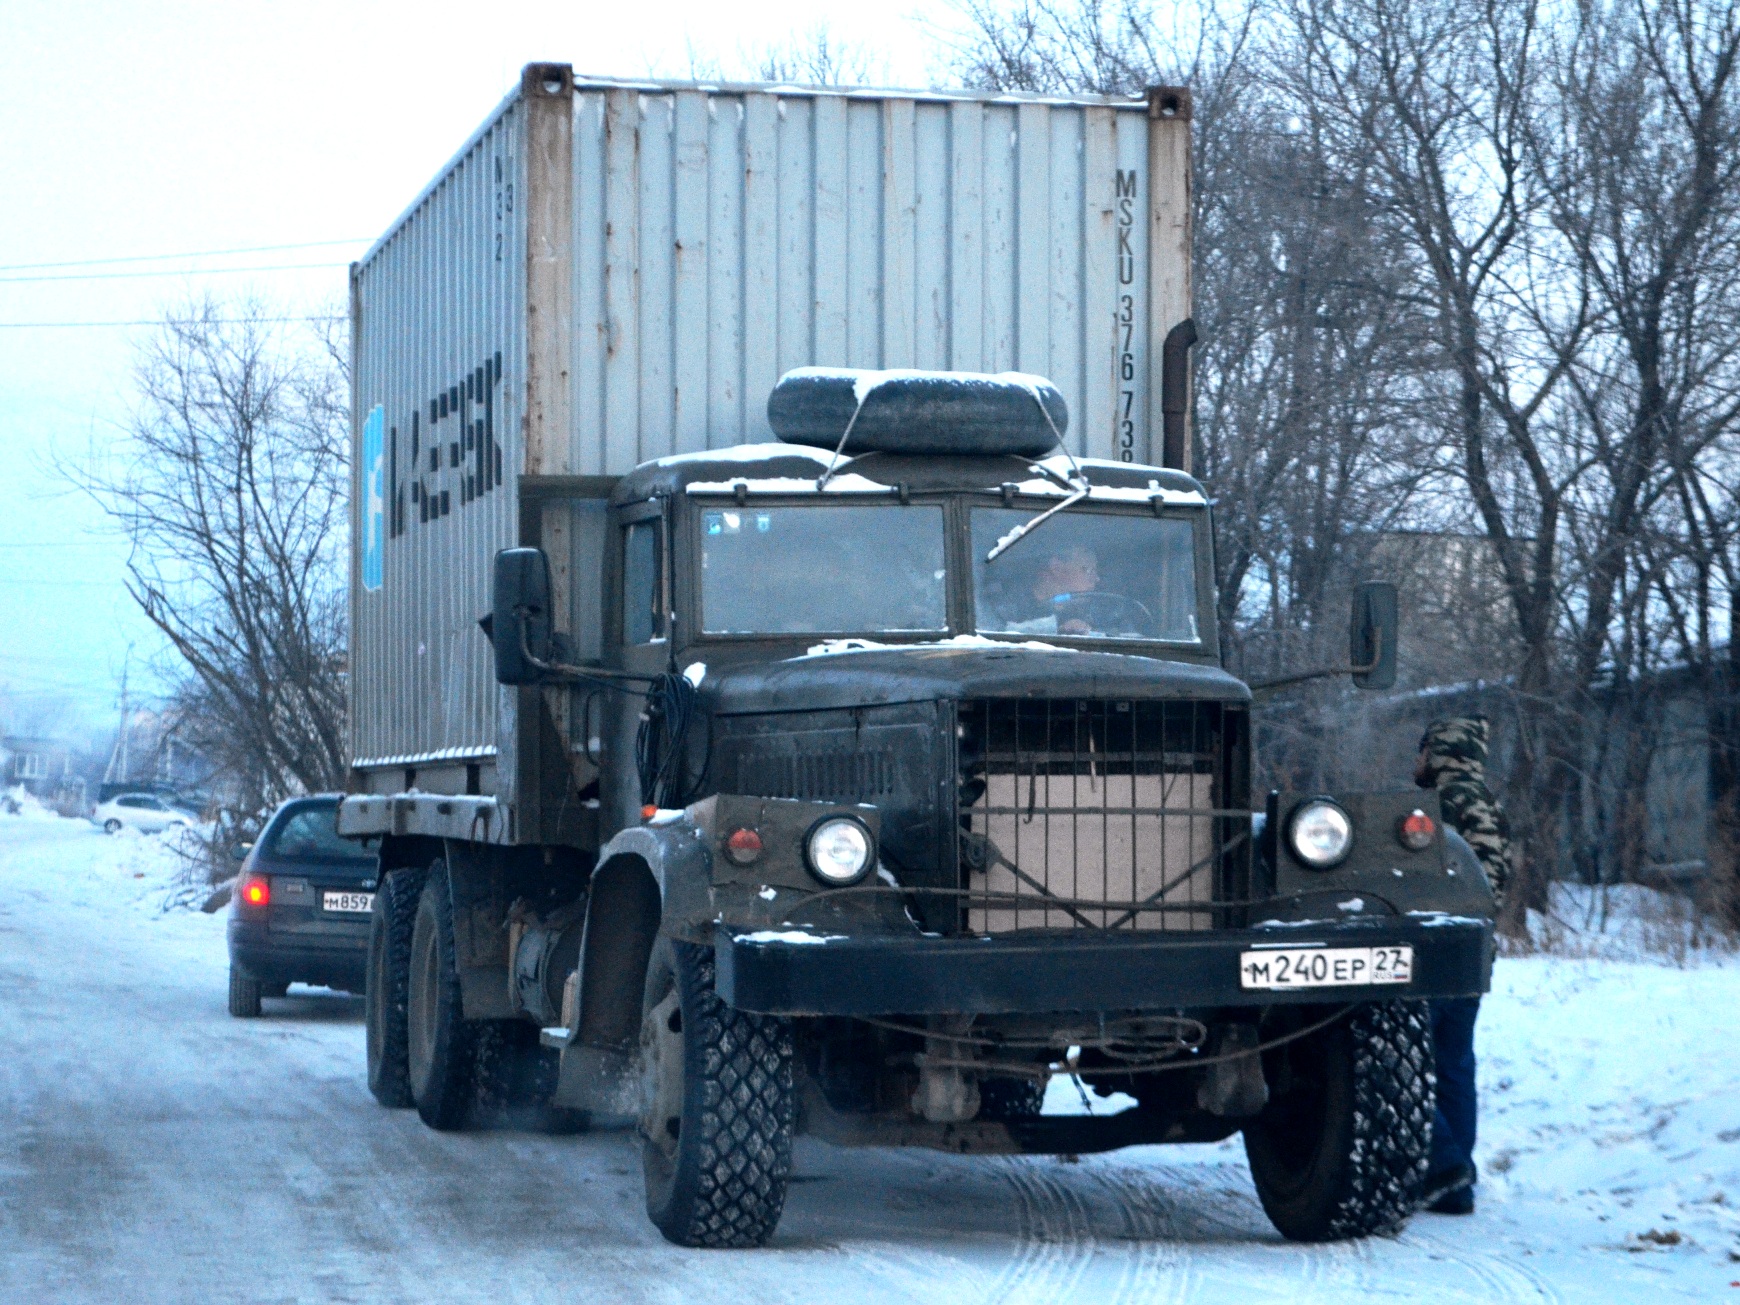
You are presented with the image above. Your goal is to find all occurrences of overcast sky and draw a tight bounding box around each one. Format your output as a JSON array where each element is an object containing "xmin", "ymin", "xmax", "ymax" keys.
[{"xmin": 0, "ymin": 0, "xmax": 943, "ymax": 739}]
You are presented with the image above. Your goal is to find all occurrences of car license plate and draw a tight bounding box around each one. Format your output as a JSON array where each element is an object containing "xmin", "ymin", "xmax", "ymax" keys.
[
  {"xmin": 1239, "ymin": 944, "xmax": 1413, "ymax": 990},
  {"xmin": 323, "ymin": 891, "xmax": 375, "ymax": 915}
]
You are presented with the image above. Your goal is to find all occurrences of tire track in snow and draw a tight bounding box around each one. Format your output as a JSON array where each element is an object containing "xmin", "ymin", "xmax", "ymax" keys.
[
  {"xmin": 986, "ymin": 1156, "xmax": 1098, "ymax": 1303},
  {"xmin": 1088, "ymin": 1160, "xmax": 1196, "ymax": 1304},
  {"xmin": 1398, "ymin": 1222, "xmax": 1565, "ymax": 1304}
]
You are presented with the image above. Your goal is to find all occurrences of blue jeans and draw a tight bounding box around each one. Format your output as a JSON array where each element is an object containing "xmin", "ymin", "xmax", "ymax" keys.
[{"xmin": 1430, "ymin": 996, "xmax": 1481, "ymax": 1179}]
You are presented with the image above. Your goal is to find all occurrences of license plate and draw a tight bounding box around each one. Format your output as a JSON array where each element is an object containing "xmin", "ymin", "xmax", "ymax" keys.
[
  {"xmin": 1239, "ymin": 944, "xmax": 1413, "ymax": 990},
  {"xmin": 322, "ymin": 891, "xmax": 375, "ymax": 915}
]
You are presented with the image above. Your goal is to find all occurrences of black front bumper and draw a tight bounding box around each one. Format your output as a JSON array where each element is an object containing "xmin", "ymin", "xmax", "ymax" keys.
[{"xmin": 715, "ymin": 918, "xmax": 1492, "ymax": 1016}]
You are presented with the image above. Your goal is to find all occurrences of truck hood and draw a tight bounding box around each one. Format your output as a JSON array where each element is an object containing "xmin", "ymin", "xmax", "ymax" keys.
[{"xmin": 701, "ymin": 640, "xmax": 1250, "ymax": 715}]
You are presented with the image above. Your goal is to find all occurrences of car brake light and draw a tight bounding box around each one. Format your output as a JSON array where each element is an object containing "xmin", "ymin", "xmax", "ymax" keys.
[{"xmin": 241, "ymin": 877, "xmax": 270, "ymax": 907}]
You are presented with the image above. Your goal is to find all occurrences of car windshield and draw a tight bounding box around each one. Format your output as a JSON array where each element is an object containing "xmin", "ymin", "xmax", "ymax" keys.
[
  {"xmin": 700, "ymin": 504, "xmax": 948, "ymax": 635},
  {"xmin": 972, "ymin": 508, "xmax": 1200, "ymax": 642},
  {"xmin": 263, "ymin": 806, "xmax": 370, "ymax": 864}
]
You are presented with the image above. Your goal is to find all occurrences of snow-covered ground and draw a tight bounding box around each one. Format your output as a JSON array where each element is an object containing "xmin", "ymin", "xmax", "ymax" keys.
[{"xmin": 0, "ymin": 812, "xmax": 1735, "ymax": 1303}]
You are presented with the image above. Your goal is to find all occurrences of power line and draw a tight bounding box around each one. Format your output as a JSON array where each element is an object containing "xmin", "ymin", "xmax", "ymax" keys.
[
  {"xmin": 0, "ymin": 579, "xmax": 132, "ymax": 588},
  {"xmin": 0, "ymin": 260, "xmax": 349, "ymax": 285},
  {"xmin": 0, "ymin": 238, "xmax": 371, "ymax": 274},
  {"xmin": 0, "ymin": 316, "xmax": 344, "ymax": 329}
]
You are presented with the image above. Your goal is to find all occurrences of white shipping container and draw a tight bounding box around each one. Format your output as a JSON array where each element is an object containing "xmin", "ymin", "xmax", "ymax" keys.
[{"xmin": 349, "ymin": 64, "xmax": 1193, "ymax": 788}]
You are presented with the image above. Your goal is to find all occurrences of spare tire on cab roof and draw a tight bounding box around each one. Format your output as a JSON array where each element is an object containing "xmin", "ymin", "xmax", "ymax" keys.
[{"xmin": 767, "ymin": 368, "xmax": 1068, "ymax": 459}]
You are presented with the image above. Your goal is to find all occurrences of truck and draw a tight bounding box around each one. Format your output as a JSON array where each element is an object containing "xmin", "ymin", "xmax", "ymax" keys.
[{"xmin": 338, "ymin": 63, "xmax": 1494, "ymax": 1249}]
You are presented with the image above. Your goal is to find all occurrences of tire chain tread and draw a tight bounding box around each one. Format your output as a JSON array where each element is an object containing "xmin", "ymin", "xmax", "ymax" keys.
[
  {"xmin": 471, "ymin": 1021, "xmax": 562, "ymax": 1123},
  {"xmin": 675, "ymin": 942, "xmax": 795, "ymax": 1248},
  {"xmin": 366, "ymin": 866, "xmax": 426, "ymax": 1108},
  {"xmin": 1326, "ymin": 1000, "xmax": 1434, "ymax": 1238}
]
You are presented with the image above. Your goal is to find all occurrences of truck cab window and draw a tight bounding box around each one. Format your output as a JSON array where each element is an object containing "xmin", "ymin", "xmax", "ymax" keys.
[
  {"xmin": 622, "ymin": 519, "xmax": 663, "ymax": 644},
  {"xmin": 972, "ymin": 509, "xmax": 1201, "ymax": 643}
]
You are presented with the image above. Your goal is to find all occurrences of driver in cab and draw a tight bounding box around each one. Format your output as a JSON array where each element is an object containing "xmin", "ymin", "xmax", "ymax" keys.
[{"xmin": 993, "ymin": 545, "xmax": 1100, "ymax": 636}]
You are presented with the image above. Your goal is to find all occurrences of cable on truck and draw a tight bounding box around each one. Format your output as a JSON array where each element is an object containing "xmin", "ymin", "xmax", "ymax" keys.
[{"xmin": 636, "ymin": 671, "xmax": 700, "ymax": 809}]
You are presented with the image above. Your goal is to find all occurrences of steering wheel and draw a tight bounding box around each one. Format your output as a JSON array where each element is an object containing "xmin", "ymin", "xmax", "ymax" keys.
[{"xmin": 1054, "ymin": 591, "xmax": 1154, "ymax": 635}]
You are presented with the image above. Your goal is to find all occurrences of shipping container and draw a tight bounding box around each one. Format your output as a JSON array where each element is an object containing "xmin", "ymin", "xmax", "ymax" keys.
[{"xmin": 348, "ymin": 64, "xmax": 1193, "ymax": 798}]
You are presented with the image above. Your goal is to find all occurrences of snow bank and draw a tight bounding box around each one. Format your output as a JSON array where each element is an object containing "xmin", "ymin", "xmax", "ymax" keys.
[
  {"xmin": 2, "ymin": 786, "xmax": 63, "ymax": 821},
  {"xmin": 1514, "ymin": 880, "xmax": 1737, "ymax": 964}
]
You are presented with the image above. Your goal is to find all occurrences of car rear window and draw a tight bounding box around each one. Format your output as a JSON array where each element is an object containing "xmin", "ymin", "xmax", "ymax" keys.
[{"xmin": 262, "ymin": 806, "xmax": 371, "ymax": 864}]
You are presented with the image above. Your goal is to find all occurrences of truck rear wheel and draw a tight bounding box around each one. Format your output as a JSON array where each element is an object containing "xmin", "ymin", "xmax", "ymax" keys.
[
  {"xmin": 366, "ymin": 866, "xmax": 426, "ymax": 1108},
  {"xmin": 473, "ymin": 1020, "xmax": 589, "ymax": 1132},
  {"xmin": 640, "ymin": 940, "xmax": 795, "ymax": 1248},
  {"xmin": 1243, "ymin": 1000, "xmax": 1434, "ymax": 1241},
  {"xmin": 406, "ymin": 860, "xmax": 479, "ymax": 1130}
]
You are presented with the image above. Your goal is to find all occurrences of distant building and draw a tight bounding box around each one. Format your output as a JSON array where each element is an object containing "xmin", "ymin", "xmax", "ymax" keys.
[{"xmin": 2, "ymin": 734, "xmax": 89, "ymax": 809}]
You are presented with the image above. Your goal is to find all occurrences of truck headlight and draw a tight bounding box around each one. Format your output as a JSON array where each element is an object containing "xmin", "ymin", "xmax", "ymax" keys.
[
  {"xmin": 1287, "ymin": 798, "xmax": 1353, "ymax": 870},
  {"xmin": 804, "ymin": 816, "xmax": 874, "ymax": 886}
]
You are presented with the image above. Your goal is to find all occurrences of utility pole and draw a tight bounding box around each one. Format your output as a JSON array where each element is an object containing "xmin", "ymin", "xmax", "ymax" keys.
[{"xmin": 105, "ymin": 647, "xmax": 132, "ymax": 786}]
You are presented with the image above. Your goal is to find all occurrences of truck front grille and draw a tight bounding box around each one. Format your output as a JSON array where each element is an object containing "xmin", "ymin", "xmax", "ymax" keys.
[{"xmin": 957, "ymin": 698, "xmax": 1246, "ymax": 933}]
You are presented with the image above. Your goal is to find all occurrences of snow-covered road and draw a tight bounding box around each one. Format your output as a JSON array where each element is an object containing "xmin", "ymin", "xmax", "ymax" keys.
[{"xmin": 0, "ymin": 814, "xmax": 1734, "ymax": 1302}]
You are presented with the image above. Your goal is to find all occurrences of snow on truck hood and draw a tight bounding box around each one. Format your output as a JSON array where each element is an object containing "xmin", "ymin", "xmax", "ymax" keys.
[
  {"xmin": 699, "ymin": 644, "xmax": 1250, "ymax": 715},
  {"xmin": 800, "ymin": 634, "xmax": 1071, "ymax": 657}
]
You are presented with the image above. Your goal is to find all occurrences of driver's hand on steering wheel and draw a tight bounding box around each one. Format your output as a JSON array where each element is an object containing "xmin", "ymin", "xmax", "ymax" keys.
[{"xmin": 1059, "ymin": 617, "xmax": 1091, "ymax": 634}]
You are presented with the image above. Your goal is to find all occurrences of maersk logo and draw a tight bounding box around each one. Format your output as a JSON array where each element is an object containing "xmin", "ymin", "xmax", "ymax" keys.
[{"xmin": 362, "ymin": 404, "xmax": 385, "ymax": 591}]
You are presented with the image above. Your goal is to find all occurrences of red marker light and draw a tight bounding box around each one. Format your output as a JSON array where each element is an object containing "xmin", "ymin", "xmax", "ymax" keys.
[
  {"xmin": 641, "ymin": 805, "xmax": 659, "ymax": 822},
  {"xmin": 1397, "ymin": 810, "xmax": 1437, "ymax": 852},
  {"xmin": 724, "ymin": 827, "xmax": 764, "ymax": 866},
  {"xmin": 241, "ymin": 877, "xmax": 270, "ymax": 907}
]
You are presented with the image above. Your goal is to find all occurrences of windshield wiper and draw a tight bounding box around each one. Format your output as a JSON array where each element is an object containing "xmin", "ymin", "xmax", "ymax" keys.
[
  {"xmin": 984, "ymin": 479, "xmax": 1090, "ymax": 562},
  {"xmin": 984, "ymin": 384, "xmax": 1092, "ymax": 563}
]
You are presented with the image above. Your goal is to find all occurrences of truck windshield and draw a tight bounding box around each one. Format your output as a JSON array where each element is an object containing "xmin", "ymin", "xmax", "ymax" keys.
[
  {"xmin": 700, "ymin": 504, "xmax": 948, "ymax": 634},
  {"xmin": 972, "ymin": 509, "xmax": 1200, "ymax": 642}
]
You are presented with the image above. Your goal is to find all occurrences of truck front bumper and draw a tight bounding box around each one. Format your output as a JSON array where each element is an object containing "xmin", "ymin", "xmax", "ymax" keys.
[{"xmin": 714, "ymin": 918, "xmax": 1492, "ymax": 1016}]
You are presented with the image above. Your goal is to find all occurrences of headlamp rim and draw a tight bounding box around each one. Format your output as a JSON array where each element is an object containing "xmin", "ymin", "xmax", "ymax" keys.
[
  {"xmin": 1286, "ymin": 796, "xmax": 1354, "ymax": 871},
  {"xmin": 801, "ymin": 814, "xmax": 876, "ymax": 887}
]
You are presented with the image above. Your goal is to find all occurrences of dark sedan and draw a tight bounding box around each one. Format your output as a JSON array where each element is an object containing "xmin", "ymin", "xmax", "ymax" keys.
[{"xmin": 227, "ymin": 796, "xmax": 378, "ymax": 1017}]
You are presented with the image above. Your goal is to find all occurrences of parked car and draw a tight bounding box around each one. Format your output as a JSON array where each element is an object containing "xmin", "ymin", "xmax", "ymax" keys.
[
  {"xmin": 92, "ymin": 792, "xmax": 198, "ymax": 835},
  {"xmin": 227, "ymin": 796, "xmax": 379, "ymax": 1017}
]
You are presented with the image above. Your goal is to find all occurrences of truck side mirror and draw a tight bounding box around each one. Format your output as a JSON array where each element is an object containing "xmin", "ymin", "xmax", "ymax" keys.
[
  {"xmin": 489, "ymin": 547, "xmax": 556, "ymax": 685},
  {"xmin": 1350, "ymin": 582, "xmax": 1398, "ymax": 690}
]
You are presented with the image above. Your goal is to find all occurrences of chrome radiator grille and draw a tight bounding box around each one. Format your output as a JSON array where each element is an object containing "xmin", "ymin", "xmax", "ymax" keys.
[{"xmin": 957, "ymin": 699, "xmax": 1246, "ymax": 933}]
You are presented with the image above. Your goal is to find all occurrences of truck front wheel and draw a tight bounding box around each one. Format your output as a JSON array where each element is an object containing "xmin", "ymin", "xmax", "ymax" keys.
[
  {"xmin": 1243, "ymin": 1000, "xmax": 1434, "ymax": 1241},
  {"xmin": 406, "ymin": 860, "xmax": 479, "ymax": 1130},
  {"xmin": 366, "ymin": 866, "xmax": 426, "ymax": 1108},
  {"xmin": 640, "ymin": 940, "xmax": 795, "ymax": 1248}
]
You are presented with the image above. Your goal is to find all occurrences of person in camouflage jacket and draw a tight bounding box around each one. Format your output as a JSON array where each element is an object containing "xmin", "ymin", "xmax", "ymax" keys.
[
  {"xmin": 1413, "ymin": 715, "xmax": 1511, "ymax": 1215},
  {"xmin": 1414, "ymin": 716, "xmax": 1512, "ymax": 911}
]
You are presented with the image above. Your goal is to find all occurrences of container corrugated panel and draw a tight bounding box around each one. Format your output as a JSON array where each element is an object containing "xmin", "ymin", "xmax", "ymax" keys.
[
  {"xmin": 563, "ymin": 79, "xmax": 1168, "ymax": 473},
  {"xmin": 349, "ymin": 95, "xmax": 525, "ymax": 771}
]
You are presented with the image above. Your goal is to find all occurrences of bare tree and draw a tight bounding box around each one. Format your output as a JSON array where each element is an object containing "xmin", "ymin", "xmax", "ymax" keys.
[
  {"xmin": 68, "ymin": 295, "xmax": 349, "ymax": 826},
  {"xmin": 1548, "ymin": 0, "xmax": 1740, "ymax": 893},
  {"xmin": 681, "ymin": 24, "xmax": 891, "ymax": 88},
  {"xmin": 754, "ymin": 25, "xmax": 890, "ymax": 86}
]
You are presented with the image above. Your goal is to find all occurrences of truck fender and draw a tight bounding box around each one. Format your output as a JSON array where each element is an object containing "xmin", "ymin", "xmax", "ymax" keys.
[
  {"xmin": 571, "ymin": 824, "xmax": 710, "ymax": 1053},
  {"xmin": 1442, "ymin": 829, "xmax": 1498, "ymax": 914}
]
